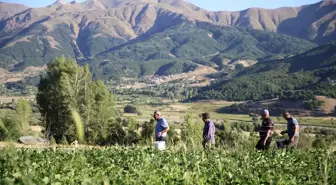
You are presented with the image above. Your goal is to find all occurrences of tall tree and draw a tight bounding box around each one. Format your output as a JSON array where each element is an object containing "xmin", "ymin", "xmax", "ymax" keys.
[
  {"xmin": 36, "ymin": 57, "xmax": 116, "ymax": 143},
  {"xmin": 16, "ymin": 98, "xmax": 32, "ymax": 134}
]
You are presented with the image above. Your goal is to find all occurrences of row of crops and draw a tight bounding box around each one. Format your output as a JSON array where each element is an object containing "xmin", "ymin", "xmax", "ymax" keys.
[{"xmin": 0, "ymin": 146, "xmax": 335, "ymax": 184}]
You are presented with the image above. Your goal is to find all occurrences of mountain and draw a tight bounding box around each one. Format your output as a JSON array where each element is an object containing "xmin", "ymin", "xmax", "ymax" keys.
[
  {"xmin": 0, "ymin": 0, "xmax": 334, "ymax": 77},
  {"xmin": 193, "ymin": 42, "xmax": 336, "ymax": 101},
  {"xmin": 88, "ymin": 22, "xmax": 316, "ymax": 80},
  {"xmin": 0, "ymin": 2, "xmax": 29, "ymax": 21}
]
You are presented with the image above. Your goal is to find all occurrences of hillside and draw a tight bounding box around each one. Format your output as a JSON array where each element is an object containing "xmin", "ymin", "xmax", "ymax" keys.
[
  {"xmin": 87, "ymin": 22, "xmax": 316, "ymax": 80},
  {"xmin": 0, "ymin": 2, "xmax": 29, "ymax": 21},
  {"xmin": 0, "ymin": 0, "xmax": 334, "ymax": 75},
  {"xmin": 194, "ymin": 42, "xmax": 336, "ymax": 101}
]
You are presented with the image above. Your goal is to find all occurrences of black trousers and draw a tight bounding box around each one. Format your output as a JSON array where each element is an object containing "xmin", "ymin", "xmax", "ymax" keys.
[
  {"xmin": 256, "ymin": 136, "xmax": 272, "ymax": 150},
  {"xmin": 155, "ymin": 137, "xmax": 166, "ymax": 142}
]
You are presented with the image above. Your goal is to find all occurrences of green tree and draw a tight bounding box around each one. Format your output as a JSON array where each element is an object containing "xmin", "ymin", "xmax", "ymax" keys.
[
  {"xmin": 15, "ymin": 98, "xmax": 32, "ymax": 134},
  {"xmin": 36, "ymin": 57, "xmax": 116, "ymax": 144},
  {"xmin": 86, "ymin": 81, "xmax": 116, "ymax": 144},
  {"xmin": 124, "ymin": 105, "xmax": 137, "ymax": 113}
]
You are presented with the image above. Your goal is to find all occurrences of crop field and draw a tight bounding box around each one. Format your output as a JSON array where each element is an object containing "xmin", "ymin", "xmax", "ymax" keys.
[
  {"xmin": 116, "ymin": 100, "xmax": 336, "ymax": 128},
  {"xmin": 0, "ymin": 147, "xmax": 335, "ymax": 184}
]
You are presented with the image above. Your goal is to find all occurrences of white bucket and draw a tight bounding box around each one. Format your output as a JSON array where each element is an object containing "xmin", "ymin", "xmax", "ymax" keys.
[{"xmin": 154, "ymin": 141, "xmax": 166, "ymax": 150}]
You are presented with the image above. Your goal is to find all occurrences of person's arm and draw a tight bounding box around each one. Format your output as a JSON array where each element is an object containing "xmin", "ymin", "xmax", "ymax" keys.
[
  {"xmin": 263, "ymin": 130, "xmax": 271, "ymax": 145},
  {"xmin": 158, "ymin": 127, "xmax": 169, "ymax": 136},
  {"xmin": 263, "ymin": 119, "xmax": 274, "ymax": 145}
]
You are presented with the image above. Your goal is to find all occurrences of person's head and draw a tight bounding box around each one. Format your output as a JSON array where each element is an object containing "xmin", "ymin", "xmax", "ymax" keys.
[
  {"xmin": 153, "ymin": 111, "xmax": 161, "ymax": 120},
  {"xmin": 282, "ymin": 111, "xmax": 291, "ymax": 120},
  {"xmin": 261, "ymin": 109, "xmax": 270, "ymax": 119},
  {"xmin": 201, "ymin": 113, "xmax": 210, "ymax": 123}
]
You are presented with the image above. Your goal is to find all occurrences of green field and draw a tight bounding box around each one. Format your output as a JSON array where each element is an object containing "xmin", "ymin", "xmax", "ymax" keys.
[{"xmin": 0, "ymin": 147, "xmax": 335, "ymax": 184}]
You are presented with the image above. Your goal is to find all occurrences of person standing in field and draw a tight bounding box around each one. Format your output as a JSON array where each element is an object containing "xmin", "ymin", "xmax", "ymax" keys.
[
  {"xmin": 201, "ymin": 113, "xmax": 215, "ymax": 149},
  {"xmin": 154, "ymin": 111, "xmax": 169, "ymax": 142},
  {"xmin": 256, "ymin": 110, "xmax": 274, "ymax": 150},
  {"xmin": 281, "ymin": 111, "xmax": 300, "ymax": 148}
]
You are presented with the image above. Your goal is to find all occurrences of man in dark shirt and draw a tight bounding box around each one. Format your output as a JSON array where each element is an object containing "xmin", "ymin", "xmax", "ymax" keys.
[
  {"xmin": 201, "ymin": 113, "xmax": 215, "ymax": 149},
  {"xmin": 256, "ymin": 109, "xmax": 274, "ymax": 150}
]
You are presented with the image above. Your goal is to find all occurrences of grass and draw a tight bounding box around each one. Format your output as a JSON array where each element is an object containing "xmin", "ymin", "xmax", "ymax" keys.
[
  {"xmin": 0, "ymin": 97, "xmax": 334, "ymax": 128},
  {"xmin": 116, "ymin": 100, "xmax": 336, "ymax": 128}
]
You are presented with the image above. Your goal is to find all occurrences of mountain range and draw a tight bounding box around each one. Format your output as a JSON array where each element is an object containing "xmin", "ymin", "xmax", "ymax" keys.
[
  {"xmin": 194, "ymin": 41, "xmax": 336, "ymax": 101},
  {"xmin": 0, "ymin": 0, "xmax": 335, "ymax": 79}
]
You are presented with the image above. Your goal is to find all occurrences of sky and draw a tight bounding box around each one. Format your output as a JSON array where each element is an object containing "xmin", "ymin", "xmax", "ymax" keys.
[{"xmin": 0, "ymin": 0, "xmax": 322, "ymax": 11}]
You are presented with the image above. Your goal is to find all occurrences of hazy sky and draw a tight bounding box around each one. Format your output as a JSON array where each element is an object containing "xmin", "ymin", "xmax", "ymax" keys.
[{"xmin": 0, "ymin": 0, "xmax": 322, "ymax": 11}]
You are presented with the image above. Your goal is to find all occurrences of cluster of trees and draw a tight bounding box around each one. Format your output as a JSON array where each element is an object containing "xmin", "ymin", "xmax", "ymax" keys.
[
  {"xmin": 33, "ymin": 57, "xmax": 193, "ymax": 145},
  {"xmin": 36, "ymin": 57, "xmax": 116, "ymax": 144},
  {"xmin": 0, "ymin": 99, "xmax": 32, "ymax": 140},
  {"xmin": 115, "ymin": 83, "xmax": 197, "ymax": 101},
  {"xmin": 194, "ymin": 42, "xmax": 336, "ymax": 101}
]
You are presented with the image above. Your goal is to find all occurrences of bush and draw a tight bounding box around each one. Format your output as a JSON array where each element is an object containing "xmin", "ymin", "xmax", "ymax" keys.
[
  {"xmin": 304, "ymin": 99, "xmax": 324, "ymax": 110},
  {"xmin": 124, "ymin": 105, "xmax": 138, "ymax": 113},
  {"xmin": 50, "ymin": 136, "xmax": 56, "ymax": 145},
  {"xmin": 235, "ymin": 64, "xmax": 245, "ymax": 70},
  {"xmin": 0, "ymin": 117, "xmax": 20, "ymax": 141}
]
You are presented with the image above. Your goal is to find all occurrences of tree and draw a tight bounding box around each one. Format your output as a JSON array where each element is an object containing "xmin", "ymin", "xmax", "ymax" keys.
[
  {"xmin": 36, "ymin": 57, "xmax": 116, "ymax": 144},
  {"xmin": 15, "ymin": 98, "xmax": 32, "ymax": 134},
  {"xmin": 124, "ymin": 105, "xmax": 137, "ymax": 113},
  {"xmin": 235, "ymin": 64, "xmax": 244, "ymax": 70},
  {"xmin": 86, "ymin": 81, "xmax": 116, "ymax": 144}
]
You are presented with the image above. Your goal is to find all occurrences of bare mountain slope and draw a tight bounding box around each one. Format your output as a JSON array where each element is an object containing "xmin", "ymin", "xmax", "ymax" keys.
[
  {"xmin": 0, "ymin": 0, "xmax": 334, "ymax": 72},
  {"xmin": 0, "ymin": 2, "xmax": 29, "ymax": 21}
]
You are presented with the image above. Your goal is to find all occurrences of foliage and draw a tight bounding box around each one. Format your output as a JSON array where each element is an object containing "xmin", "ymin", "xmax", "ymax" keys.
[
  {"xmin": 36, "ymin": 57, "xmax": 116, "ymax": 144},
  {"xmin": 181, "ymin": 113, "xmax": 203, "ymax": 148},
  {"xmin": 140, "ymin": 119, "xmax": 155, "ymax": 144},
  {"xmin": 60, "ymin": 136, "xmax": 69, "ymax": 145},
  {"xmin": 194, "ymin": 42, "xmax": 336, "ymax": 101},
  {"xmin": 50, "ymin": 136, "xmax": 56, "ymax": 145},
  {"xmin": 15, "ymin": 98, "xmax": 32, "ymax": 134},
  {"xmin": 0, "ymin": 117, "xmax": 20, "ymax": 141},
  {"xmin": 124, "ymin": 105, "xmax": 138, "ymax": 114},
  {"xmin": 0, "ymin": 147, "xmax": 335, "ymax": 184},
  {"xmin": 304, "ymin": 99, "xmax": 324, "ymax": 110},
  {"xmin": 235, "ymin": 64, "xmax": 245, "ymax": 70}
]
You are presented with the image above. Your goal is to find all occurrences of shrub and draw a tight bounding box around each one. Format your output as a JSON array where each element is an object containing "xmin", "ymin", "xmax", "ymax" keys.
[{"xmin": 124, "ymin": 105, "xmax": 138, "ymax": 113}]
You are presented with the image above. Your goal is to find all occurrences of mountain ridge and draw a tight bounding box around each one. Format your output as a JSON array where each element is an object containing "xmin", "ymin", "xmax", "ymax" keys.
[{"xmin": 0, "ymin": 0, "xmax": 334, "ymax": 77}]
